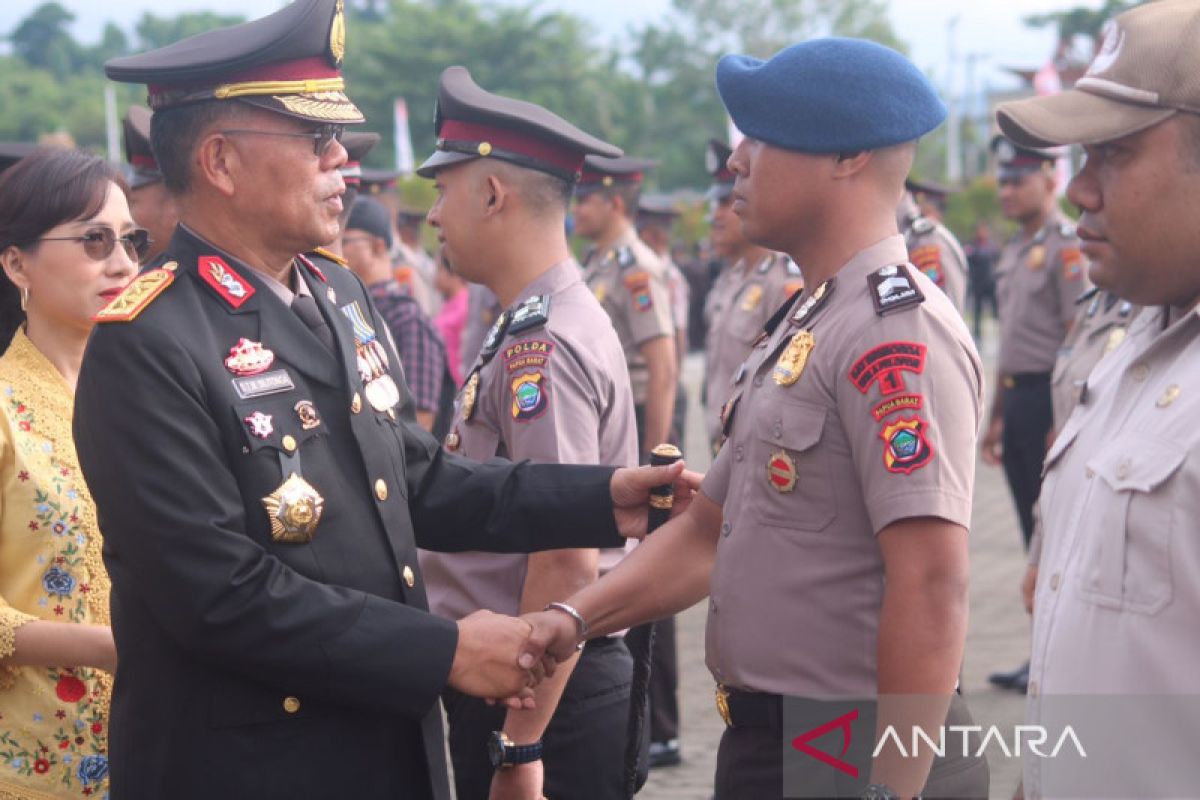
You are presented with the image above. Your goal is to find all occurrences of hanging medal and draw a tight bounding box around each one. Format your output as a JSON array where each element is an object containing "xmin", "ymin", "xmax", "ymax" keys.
[{"xmin": 341, "ymin": 301, "xmax": 400, "ymax": 412}]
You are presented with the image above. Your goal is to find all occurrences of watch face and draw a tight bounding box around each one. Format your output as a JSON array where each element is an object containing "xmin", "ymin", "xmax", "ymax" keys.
[{"xmin": 488, "ymin": 731, "xmax": 507, "ymax": 768}]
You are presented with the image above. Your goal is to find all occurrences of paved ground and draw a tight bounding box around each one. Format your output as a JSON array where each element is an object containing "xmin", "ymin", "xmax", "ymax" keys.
[{"xmin": 641, "ymin": 323, "xmax": 1030, "ymax": 800}]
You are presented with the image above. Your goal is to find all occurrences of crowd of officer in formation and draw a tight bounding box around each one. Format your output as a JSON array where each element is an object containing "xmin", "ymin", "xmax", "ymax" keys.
[{"xmin": 0, "ymin": 0, "xmax": 1197, "ymax": 798}]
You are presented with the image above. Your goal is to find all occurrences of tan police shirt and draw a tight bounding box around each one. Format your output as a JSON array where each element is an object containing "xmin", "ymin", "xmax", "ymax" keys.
[
  {"xmin": 418, "ymin": 260, "xmax": 638, "ymax": 620},
  {"xmin": 1026, "ymin": 306, "xmax": 1200, "ymax": 799},
  {"xmin": 995, "ymin": 214, "xmax": 1090, "ymax": 375},
  {"xmin": 582, "ymin": 226, "xmax": 674, "ymax": 404},
  {"xmin": 905, "ymin": 217, "xmax": 968, "ymax": 316},
  {"xmin": 704, "ymin": 253, "xmax": 804, "ymax": 443},
  {"xmin": 1029, "ymin": 290, "xmax": 1142, "ymax": 566},
  {"xmin": 699, "ymin": 235, "xmax": 983, "ymax": 696},
  {"xmin": 459, "ymin": 282, "xmax": 501, "ymax": 380}
]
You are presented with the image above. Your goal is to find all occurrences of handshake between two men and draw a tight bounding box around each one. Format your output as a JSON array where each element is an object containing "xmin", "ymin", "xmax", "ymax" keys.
[{"xmin": 443, "ymin": 459, "xmax": 703, "ymax": 707}]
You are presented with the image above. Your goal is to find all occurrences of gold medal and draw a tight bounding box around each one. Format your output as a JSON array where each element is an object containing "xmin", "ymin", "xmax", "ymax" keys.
[
  {"xmin": 461, "ymin": 371, "xmax": 480, "ymax": 421},
  {"xmin": 1104, "ymin": 327, "xmax": 1127, "ymax": 354},
  {"xmin": 740, "ymin": 284, "xmax": 763, "ymax": 312},
  {"xmin": 1028, "ymin": 245, "xmax": 1046, "ymax": 270},
  {"xmin": 772, "ymin": 330, "xmax": 815, "ymax": 386},
  {"xmin": 262, "ymin": 473, "xmax": 325, "ymax": 543}
]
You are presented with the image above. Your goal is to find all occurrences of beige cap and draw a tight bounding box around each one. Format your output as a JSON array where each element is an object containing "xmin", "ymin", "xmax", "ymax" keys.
[{"xmin": 997, "ymin": 0, "xmax": 1200, "ymax": 148}]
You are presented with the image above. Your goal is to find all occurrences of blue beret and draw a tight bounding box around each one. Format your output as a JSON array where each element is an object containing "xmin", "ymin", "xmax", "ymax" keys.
[{"xmin": 716, "ymin": 38, "xmax": 947, "ymax": 154}]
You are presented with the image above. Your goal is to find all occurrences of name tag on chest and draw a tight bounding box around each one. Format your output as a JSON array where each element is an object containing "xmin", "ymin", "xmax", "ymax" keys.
[{"xmin": 232, "ymin": 370, "xmax": 296, "ymax": 399}]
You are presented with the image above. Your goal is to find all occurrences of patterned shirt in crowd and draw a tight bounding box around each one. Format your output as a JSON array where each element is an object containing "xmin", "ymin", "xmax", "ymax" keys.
[{"xmin": 369, "ymin": 281, "xmax": 450, "ymax": 414}]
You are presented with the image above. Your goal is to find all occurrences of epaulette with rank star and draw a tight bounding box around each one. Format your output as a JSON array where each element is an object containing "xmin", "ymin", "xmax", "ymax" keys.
[
  {"xmin": 909, "ymin": 216, "xmax": 935, "ymax": 236},
  {"xmin": 508, "ymin": 295, "xmax": 551, "ymax": 334},
  {"xmin": 93, "ymin": 261, "xmax": 178, "ymax": 323},
  {"xmin": 480, "ymin": 311, "xmax": 512, "ymax": 360},
  {"xmin": 615, "ymin": 246, "xmax": 637, "ymax": 269}
]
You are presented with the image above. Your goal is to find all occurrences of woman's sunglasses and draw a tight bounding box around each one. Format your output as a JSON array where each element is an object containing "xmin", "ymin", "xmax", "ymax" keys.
[{"xmin": 37, "ymin": 228, "xmax": 153, "ymax": 262}]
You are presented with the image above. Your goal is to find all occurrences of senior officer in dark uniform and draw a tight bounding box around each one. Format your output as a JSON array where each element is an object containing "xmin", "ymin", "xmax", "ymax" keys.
[
  {"xmin": 523, "ymin": 38, "xmax": 988, "ymax": 799},
  {"xmin": 981, "ymin": 135, "xmax": 1088, "ymax": 692},
  {"xmin": 71, "ymin": 3, "xmax": 690, "ymax": 798},
  {"xmin": 575, "ymin": 156, "xmax": 678, "ymax": 461},
  {"xmin": 122, "ymin": 106, "xmax": 178, "ymax": 263},
  {"xmin": 413, "ymin": 67, "xmax": 640, "ymax": 800}
]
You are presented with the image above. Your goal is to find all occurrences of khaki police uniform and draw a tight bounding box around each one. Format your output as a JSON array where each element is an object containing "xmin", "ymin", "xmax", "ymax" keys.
[
  {"xmin": 904, "ymin": 214, "xmax": 968, "ymax": 315},
  {"xmin": 699, "ymin": 236, "xmax": 987, "ymax": 798},
  {"xmin": 582, "ymin": 227, "xmax": 674, "ymax": 409},
  {"xmin": 460, "ymin": 282, "xmax": 501, "ymax": 381},
  {"xmin": 703, "ymin": 252, "xmax": 803, "ymax": 444},
  {"xmin": 1028, "ymin": 307, "xmax": 1200, "ymax": 797},
  {"xmin": 994, "ymin": 213, "xmax": 1089, "ymax": 545},
  {"xmin": 420, "ymin": 260, "xmax": 638, "ymax": 799}
]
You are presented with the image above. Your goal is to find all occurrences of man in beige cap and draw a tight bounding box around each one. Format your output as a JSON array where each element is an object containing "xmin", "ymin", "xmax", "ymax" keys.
[{"xmin": 996, "ymin": 1, "xmax": 1200, "ymax": 795}]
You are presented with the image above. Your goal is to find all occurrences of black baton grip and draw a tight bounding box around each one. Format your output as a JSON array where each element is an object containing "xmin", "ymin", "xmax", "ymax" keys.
[{"xmin": 646, "ymin": 443, "xmax": 682, "ymax": 533}]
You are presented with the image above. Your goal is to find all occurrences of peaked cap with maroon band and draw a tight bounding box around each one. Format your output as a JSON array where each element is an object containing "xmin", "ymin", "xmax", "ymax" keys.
[
  {"xmin": 104, "ymin": 0, "xmax": 363, "ymax": 124},
  {"xmin": 340, "ymin": 131, "xmax": 379, "ymax": 187},
  {"xmin": 122, "ymin": 106, "xmax": 162, "ymax": 190},
  {"xmin": 574, "ymin": 155, "xmax": 659, "ymax": 196},
  {"xmin": 416, "ymin": 66, "xmax": 621, "ymax": 182}
]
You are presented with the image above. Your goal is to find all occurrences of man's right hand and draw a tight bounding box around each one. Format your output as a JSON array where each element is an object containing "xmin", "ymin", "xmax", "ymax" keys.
[
  {"xmin": 981, "ymin": 417, "xmax": 1003, "ymax": 466},
  {"xmin": 519, "ymin": 609, "xmax": 582, "ymax": 674},
  {"xmin": 449, "ymin": 610, "xmax": 541, "ymax": 707}
]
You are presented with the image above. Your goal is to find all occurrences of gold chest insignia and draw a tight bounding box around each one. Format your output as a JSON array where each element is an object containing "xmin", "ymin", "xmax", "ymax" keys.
[
  {"xmin": 772, "ymin": 330, "xmax": 815, "ymax": 386},
  {"xmin": 461, "ymin": 371, "xmax": 481, "ymax": 422},
  {"xmin": 263, "ymin": 473, "xmax": 325, "ymax": 543}
]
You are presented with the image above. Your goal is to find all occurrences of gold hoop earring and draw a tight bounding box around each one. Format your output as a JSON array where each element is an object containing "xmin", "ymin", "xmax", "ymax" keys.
[{"xmin": 20, "ymin": 287, "xmax": 28, "ymax": 312}]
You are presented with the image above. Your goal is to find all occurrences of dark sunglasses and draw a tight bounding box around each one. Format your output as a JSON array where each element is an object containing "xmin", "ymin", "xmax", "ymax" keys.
[
  {"xmin": 220, "ymin": 123, "xmax": 346, "ymax": 157},
  {"xmin": 38, "ymin": 227, "xmax": 152, "ymax": 262}
]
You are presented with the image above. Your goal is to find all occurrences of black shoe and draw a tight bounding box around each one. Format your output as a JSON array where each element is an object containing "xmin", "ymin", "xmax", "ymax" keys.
[
  {"xmin": 648, "ymin": 739, "xmax": 682, "ymax": 768},
  {"xmin": 988, "ymin": 661, "xmax": 1030, "ymax": 692}
]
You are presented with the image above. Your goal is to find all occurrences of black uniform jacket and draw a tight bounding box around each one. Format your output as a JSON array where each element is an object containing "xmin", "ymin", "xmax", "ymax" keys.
[{"xmin": 73, "ymin": 227, "xmax": 620, "ymax": 799}]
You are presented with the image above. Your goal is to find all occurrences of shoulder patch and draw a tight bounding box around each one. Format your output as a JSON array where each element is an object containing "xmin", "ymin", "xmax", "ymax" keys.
[
  {"xmin": 880, "ymin": 416, "xmax": 934, "ymax": 474},
  {"xmin": 508, "ymin": 294, "xmax": 551, "ymax": 334},
  {"xmin": 310, "ymin": 247, "xmax": 348, "ymax": 268},
  {"xmin": 511, "ymin": 371, "xmax": 549, "ymax": 421},
  {"xmin": 849, "ymin": 341, "xmax": 927, "ymax": 396},
  {"xmin": 910, "ymin": 216, "xmax": 935, "ymax": 236},
  {"xmin": 623, "ymin": 271, "xmax": 654, "ymax": 312},
  {"xmin": 867, "ymin": 263, "xmax": 924, "ymax": 316},
  {"xmin": 504, "ymin": 339, "xmax": 555, "ymax": 373},
  {"xmin": 93, "ymin": 263, "xmax": 177, "ymax": 323},
  {"xmin": 616, "ymin": 246, "xmax": 637, "ymax": 269},
  {"xmin": 909, "ymin": 245, "xmax": 944, "ymax": 288},
  {"xmin": 198, "ymin": 255, "xmax": 255, "ymax": 308},
  {"xmin": 1060, "ymin": 247, "xmax": 1085, "ymax": 281}
]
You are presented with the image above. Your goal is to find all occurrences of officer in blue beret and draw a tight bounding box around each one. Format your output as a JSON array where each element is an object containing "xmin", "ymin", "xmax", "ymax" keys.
[{"xmin": 524, "ymin": 37, "xmax": 989, "ymax": 799}]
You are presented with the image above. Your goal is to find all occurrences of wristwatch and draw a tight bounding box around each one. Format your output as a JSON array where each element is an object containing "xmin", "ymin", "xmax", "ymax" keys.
[{"xmin": 488, "ymin": 731, "xmax": 543, "ymax": 769}]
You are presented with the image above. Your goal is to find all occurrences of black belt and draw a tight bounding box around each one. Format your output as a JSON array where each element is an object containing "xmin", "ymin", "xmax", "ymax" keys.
[
  {"xmin": 584, "ymin": 636, "xmax": 620, "ymax": 652},
  {"xmin": 1002, "ymin": 371, "xmax": 1051, "ymax": 389},
  {"xmin": 715, "ymin": 685, "xmax": 783, "ymax": 729}
]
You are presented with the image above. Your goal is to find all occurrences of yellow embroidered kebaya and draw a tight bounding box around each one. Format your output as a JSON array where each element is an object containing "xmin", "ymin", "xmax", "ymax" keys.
[{"xmin": 0, "ymin": 330, "xmax": 110, "ymax": 799}]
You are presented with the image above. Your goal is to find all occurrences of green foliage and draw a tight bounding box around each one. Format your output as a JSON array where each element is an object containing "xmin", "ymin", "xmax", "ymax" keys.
[
  {"xmin": 943, "ymin": 175, "xmax": 1004, "ymax": 242},
  {"xmin": 1023, "ymin": 1, "xmax": 1140, "ymax": 47},
  {"xmin": 133, "ymin": 12, "xmax": 247, "ymax": 50}
]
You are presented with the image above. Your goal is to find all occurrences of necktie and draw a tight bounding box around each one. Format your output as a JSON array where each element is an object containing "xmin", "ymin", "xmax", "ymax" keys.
[{"xmin": 291, "ymin": 293, "xmax": 336, "ymax": 353}]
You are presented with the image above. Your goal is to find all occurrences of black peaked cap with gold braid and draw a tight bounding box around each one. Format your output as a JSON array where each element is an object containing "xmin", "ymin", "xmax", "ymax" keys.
[{"xmin": 104, "ymin": 0, "xmax": 363, "ymax": 124}]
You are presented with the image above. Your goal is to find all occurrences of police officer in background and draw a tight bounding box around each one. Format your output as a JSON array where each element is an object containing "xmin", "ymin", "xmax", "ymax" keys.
[
  {"xmin": 523, "ymin": 38, "xmax": 988, "ymax": 799},
  {"xmin": 898, "ymin": 177, "xmax": 968, "ymax": 314},
  {"xmin": 413, "ymin": 66, "xmax": 639, "ymax": 800},
  {"xmin": 702, "ymin": 137, "xmax": 803, "ymax": 450},
  {"xmin": 997, "ymin": 2, "xmax": 1200, "ymax": 795},
  {"xmin": 575, "ymin": 156, "xmax": 677, "ymax": 461},
  {"xmin": 72, "ymin": 3, "xmax": 691, "ymax": 797},
  {"xmin": 982, "ymin": 135, "xmax": 1089, "ymax": 692},
  {"xmin": 122, "ymin": 106, "xmax": 178, "ymax": 263}
]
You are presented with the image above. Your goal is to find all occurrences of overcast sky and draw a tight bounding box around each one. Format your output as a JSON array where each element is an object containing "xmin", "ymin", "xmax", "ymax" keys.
[{"xmin": 3, "ymin": 0, "xmax": 1094, "ymax": 99}]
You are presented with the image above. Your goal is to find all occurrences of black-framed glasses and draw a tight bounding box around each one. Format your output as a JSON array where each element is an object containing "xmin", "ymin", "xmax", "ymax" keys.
[
  {"xmin": 220, "ymin": 124, "xmax": 346, "ymax": 157},
  {"xmin": 37, "ymin": 227, "xmax": 152, "ymax": 262}
]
